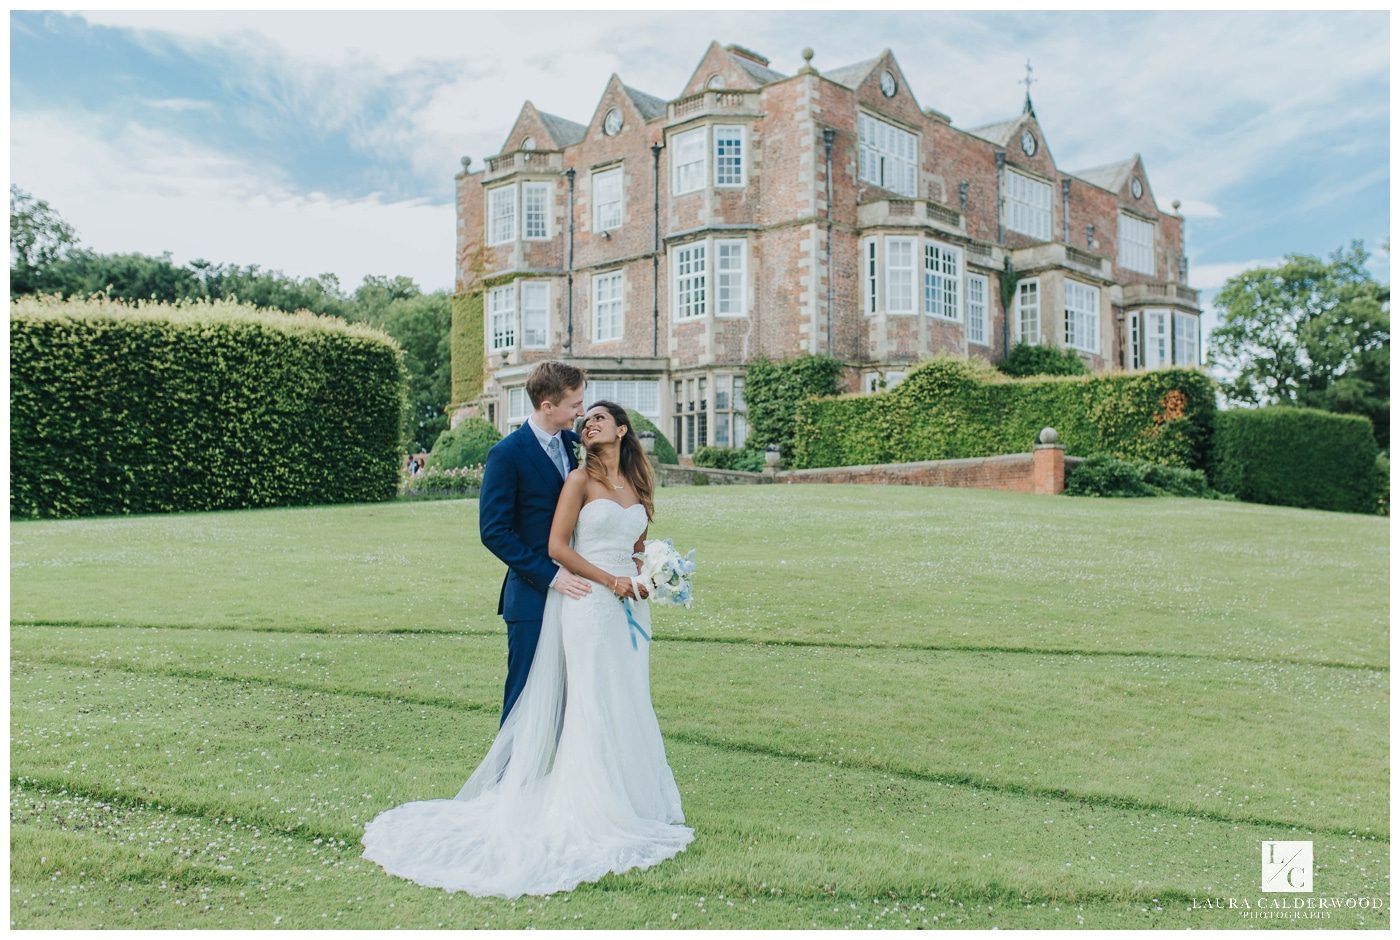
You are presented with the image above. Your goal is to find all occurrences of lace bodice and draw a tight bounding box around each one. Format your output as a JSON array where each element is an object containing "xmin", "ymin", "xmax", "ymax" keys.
[{"xmin": 574, "ymin": 499, "xmax": 648, "ymax": 570}]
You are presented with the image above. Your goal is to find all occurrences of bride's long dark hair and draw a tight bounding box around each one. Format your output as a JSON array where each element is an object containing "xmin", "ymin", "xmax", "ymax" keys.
[{"xmin": 583, "ymin": 400, "xmax": 655, "ymax": 521}]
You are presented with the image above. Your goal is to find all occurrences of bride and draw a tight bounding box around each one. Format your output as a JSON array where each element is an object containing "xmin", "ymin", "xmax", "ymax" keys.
[{"xmin": 361, "ymin": 401, "xmax": 694, "ymax": 897}]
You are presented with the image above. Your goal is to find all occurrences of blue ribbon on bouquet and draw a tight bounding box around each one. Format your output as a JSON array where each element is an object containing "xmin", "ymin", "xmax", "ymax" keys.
[{"xmin": 620, "ymin": 597, "xmax": 651, "ymax": 650}]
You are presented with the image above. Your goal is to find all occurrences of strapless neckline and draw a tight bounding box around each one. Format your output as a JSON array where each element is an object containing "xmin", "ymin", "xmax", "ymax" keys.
[{"xmin": 580, "ymin": 499, "xmax": 646, "ymax": 515}]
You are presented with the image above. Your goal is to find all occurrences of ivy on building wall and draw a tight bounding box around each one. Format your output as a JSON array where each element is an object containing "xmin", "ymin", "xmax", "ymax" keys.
[{"xmin": 450, "ymin": 290, "xmax": 485, "ymax": 408}]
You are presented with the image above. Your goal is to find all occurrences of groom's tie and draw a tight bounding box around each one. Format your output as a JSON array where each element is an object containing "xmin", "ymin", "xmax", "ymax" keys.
[{"xmin": 547, "ymin": 435, "xmax": 568, "ymax": 480}]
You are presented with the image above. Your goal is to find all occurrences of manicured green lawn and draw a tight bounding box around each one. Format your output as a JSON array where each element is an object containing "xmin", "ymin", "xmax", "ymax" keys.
[{"xmin": 9, "ymin": 485, "xmax": 1389, "ymax": 928}]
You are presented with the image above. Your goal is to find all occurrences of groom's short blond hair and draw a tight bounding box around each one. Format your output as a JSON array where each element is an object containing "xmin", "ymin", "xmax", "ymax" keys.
[{"xmin": 525, "ymin": 361, "xmax": 587, "ymax": 408}]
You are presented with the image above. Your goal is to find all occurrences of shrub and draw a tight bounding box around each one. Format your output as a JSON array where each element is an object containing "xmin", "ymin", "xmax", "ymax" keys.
[
  {"xmin": 1064, "ymin": 454, "xmax": 1157, "ymax": 497},
  {"xmin": 744, "ymin": 354, "xmax": 846, "ymax": 456},
  {"xmin": 426, "ymin": 417, "xmax": 500, "ymax": 470},
  {"xmin": 1209, "ymin": 405, "xmax": 1381, "ymax": 513},
  {"xmin": 398, "ymin": 465, "xmax": 483, "ymax": 501},
  {"xmin": 791, "ymin": 355, "xmax": 1216, "ymax": 472},
  {"xmin": 997, "ymin": 341, "xmax": 1090, "ymax": 377},
  {"xmin": 625, "ymin": 410, "xmax": 678, "ymax": 465},
  {"xmin": 692, "ymin": 446, "xmax": 765, "ymax": 472},
  {"xmin": 10, "ymin": 296, "xmax": 404, "ymax": 518},
  {"xmin": 1066, "ymin": 454, "xmax": 1226, "ymax": 499},
  {"xmin": 1138, "ymin": 461, "xmax": 1217, "ymax": 498}
]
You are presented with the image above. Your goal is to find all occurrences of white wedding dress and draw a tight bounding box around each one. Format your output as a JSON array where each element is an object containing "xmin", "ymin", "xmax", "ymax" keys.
[{"xmin": 361, "ymin": 498, "xmax": 694, "ymax": 897}]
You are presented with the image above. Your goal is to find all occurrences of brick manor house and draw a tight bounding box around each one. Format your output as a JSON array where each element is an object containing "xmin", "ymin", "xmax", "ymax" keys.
[{"xmin": 452, "ymin": 41, "xmax": 1202, "ymax": 456}]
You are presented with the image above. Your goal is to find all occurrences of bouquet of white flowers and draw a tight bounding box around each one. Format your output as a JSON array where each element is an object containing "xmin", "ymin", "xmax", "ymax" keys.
[{"xmin": 631, "ymin": 538, "xmax": 697, "ymax": 608}]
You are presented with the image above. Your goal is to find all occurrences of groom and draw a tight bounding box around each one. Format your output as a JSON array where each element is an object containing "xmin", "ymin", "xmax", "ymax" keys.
[{"xmin": 478, "ymin": 361, "xmax": 594, "ymax": 726}]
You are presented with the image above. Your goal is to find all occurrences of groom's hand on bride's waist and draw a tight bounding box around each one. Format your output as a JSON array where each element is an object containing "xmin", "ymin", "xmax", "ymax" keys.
[{"xmin": 551, "ymin": 569, "xmax": 593, "ymax": 599}]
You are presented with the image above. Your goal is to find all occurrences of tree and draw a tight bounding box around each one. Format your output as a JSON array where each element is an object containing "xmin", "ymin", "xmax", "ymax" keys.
[
  {"xmin": 369, "ymin": 290, "xmax": 452, "ymax": 452},
  {"xmin": 10, "ymin": 185, "xmax": 78, "ymax": 296},
  {"xmin": 1210, "ymin": 241, "xmax": 1389, "ymax": 449}
]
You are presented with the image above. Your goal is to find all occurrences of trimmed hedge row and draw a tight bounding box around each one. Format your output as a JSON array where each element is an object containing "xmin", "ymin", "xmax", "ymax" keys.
[
  {"xmin": 693, "ymin": 445, "xmax": 766, "ymax": 472},
  {"xmin": 11, "ymin": 297, "xmax": 405, "ymax": 518},
  {"xmin": 1209, "ymin": 405, "xmax": 1384, "ymax": 514},
  {"xmin": 792, "ymin": 356, "xmax": 1216, "ymax": 471}
]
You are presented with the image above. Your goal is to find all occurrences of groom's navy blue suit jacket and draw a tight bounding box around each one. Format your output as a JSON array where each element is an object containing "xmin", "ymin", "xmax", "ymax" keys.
[{"xmin": 478, "ymin": 421, "xmax": 581, "ymax": 623}]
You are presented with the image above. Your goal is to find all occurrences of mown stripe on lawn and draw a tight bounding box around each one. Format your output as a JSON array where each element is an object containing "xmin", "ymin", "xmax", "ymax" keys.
[
  {"xmin": 13, "ymin": 652, "xmax": 1384, "ymax": 842},
  {"xmin": 11, "ymin": 620, "xmax": 1387, "ymax": 673},
  {"xmin": 9, "ymin": 776, "xmax": 1202, "ymax": 908}
]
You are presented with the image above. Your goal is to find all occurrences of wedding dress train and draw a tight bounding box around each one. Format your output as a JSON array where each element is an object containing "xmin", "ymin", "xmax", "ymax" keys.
[{"xmin": 361, "ymin": 498, "xmax": 693, "ymax": 896}]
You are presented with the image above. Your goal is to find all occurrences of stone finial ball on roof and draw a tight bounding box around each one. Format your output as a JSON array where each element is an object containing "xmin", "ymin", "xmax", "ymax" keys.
[
  {"xmin": 802, "ymin": 47, "xmax": 814, "ymax": 64},
  {"xmin": 1038, "ymin": 427, "xmax": 1058, "ymax": 445},
  {"xmin": 461, "ymin": 156, "xmax": 472, "ymax": 170}
]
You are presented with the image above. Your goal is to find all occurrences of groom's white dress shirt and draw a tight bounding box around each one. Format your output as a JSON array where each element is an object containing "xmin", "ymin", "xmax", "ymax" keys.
[{"xmin": 526, "ymin": 414, "xmax": 567, "ymax": 588}]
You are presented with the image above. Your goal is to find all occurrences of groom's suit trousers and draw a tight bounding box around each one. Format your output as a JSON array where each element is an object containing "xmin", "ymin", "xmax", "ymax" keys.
[{"xmin": 501, "ymin": 618, "xmax": 542, "ymax": 727}]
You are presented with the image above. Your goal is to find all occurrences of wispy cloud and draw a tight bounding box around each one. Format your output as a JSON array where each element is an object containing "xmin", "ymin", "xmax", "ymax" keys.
[
  {"xmin": 143, "ymin": 97, "xmax": 215, "ymax": 112},
  {"xmin": 12, "ymin": 10, "xmax": 1388, "ymax": 297},
  {"xmin": 11, "ymin": 109, "xmax": 453, "ymax": 290}
]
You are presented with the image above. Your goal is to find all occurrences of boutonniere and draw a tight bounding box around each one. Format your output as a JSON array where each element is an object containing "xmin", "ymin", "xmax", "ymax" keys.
[{"xmin": 572, "ymin": 440, "xmax": 587, "ymax": 469}]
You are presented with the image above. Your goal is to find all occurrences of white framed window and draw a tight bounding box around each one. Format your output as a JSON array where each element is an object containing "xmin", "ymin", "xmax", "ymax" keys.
[
  {"xmin": 1016, "ymin": 278, "xmax": 1040, "ymax": 345},
  {"xmin": 507, "ymin": 386, "xmax": 528, "ymax": 429},
  {"xmin": 585, "ymin": 379, "xmax": 660, "ymax": 418},
  {"xmin": 672, "ymin": 127, "xmax": 707, "ymax": 195},
  {"xmin": 487, "ymin": 186, "xmax": 516, "ymax": 246},
  {"xmin": 714, "ymin": 125, "xmax": 745, "ymax": 187},
  {"xmin": 885, "ymin": 237, "xmax": 916, "ymax": 314},
  {"xmin": 522, "ymin": 182, "xmax": 550, "ymax": 240},
  {"xmin": 923, "ymin": 241, "xmax": 961, "ymax": 320},
  {"xmin": 592, "ymin": 271, "xmax": 623, "ymax": 342},
  {"xmin": 863, "ymin": 237, "xmax": 878, "ymax": 316},
  {"xmin": 1064, "ymin": 279, "xmax": 1100, "ymax": 353},
  {"xmin": 1119, "ymin": 212, "xmax": 1156, "ymax": 275},
  {"xmin": 857, "ymin": 112, "xmax": 918, "ymax": 197},
  {"xmin": 967, "ymin": 273, "xmax": 989, "ymax": 345},
  {"xmin": 1144, "ymin": 308, "xmax": 1169, "ymax": 368},
  {"xmin": 1172, "ymin": 311, "xmax": 1198, "ymax": 366},
  {"xmin": 671, "ymin": 237, "xmax": 748, "ymax": 321},
  {"xmin": 592, "ymin": 167, "xmax": 623, "ymax": 232},
  {"xmin": 1006, "ymin": 169, "xmax": 1052, "ymax": 240},
  {"xmin": 712, "ymin": 374, "xmax": 747, "ymax": 448},
  {"xmin": 673, "ymin": 242, "xmax": 707, "ymax": 319},
  {"xmin": 521, "ymin": 281, "xmax": 549, "ymax": 348},
  {"xmin": 488, "ymin": 285, "xmax": 515, "ymax": 351},
  {"xmin": 716, "ymin": 239, "xmax": 747, "ymax": 316},
  {"xmin": 1128, "ymin": 311, "xmax": 1142, "ymax": 369}
]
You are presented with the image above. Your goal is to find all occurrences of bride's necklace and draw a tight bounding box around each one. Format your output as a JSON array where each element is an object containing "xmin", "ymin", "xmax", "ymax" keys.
[{"xmin": 604, "ymin": 468, "xmax": 624, "ymax": 491}]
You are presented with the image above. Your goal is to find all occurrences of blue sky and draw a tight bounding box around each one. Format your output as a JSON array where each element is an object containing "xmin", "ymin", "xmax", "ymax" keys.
[{"xmin": 9, "ymin": 9, "xmax": 1390, "ymax": 349}]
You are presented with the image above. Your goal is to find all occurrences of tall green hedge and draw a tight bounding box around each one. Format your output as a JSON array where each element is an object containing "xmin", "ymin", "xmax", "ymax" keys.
[
  {"xmin": 11, "ymin": 297, "xmax": 405, "ymax": 518},
  {"xmin": 791, "ymin": 355, "xmax": 1216, "ymax": 471},
  {"xmin": 744, "ymin": 354, "xmax": 846, "ymax": 456},
  {"xmin": 1209, "ymin": 405, "xmax": 1383, "ymax": 514}
]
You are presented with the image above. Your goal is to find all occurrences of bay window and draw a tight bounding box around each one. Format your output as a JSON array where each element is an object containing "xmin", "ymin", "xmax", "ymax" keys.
[
  {"xmin": 1063, "ymin": 279, "xmax": 1099, "ymax": 353},
  {"xmin": 672, "ymin": 237, "xmax": 748, "ymax": 320},
  {"xmin": 923, "ymin": 241, "xmax": 961, "ymax": 320},
  {"xmin": 1016, "ymin": 278, "xmax": 1041, "ymax": 345}
]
